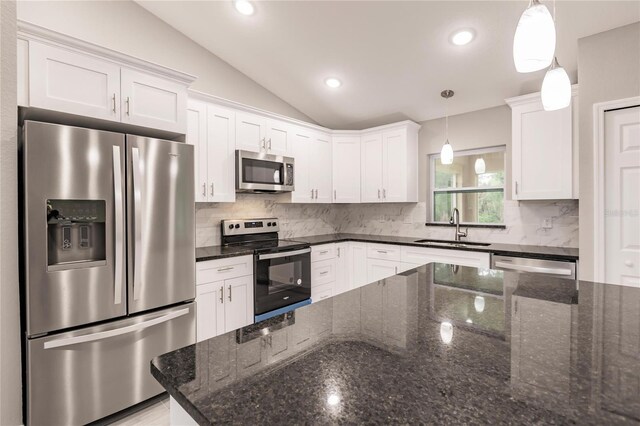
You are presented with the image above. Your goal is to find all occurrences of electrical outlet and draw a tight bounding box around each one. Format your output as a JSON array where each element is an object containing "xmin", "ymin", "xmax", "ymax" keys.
[{"xmin": 542, "ymin": 218, "xmax": 553, "ymax": 229}]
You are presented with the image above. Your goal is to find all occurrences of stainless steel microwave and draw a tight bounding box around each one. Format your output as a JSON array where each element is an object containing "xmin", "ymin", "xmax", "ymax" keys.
[{"xmin": 236, "ymin": 150, "xmax": 295, "ymax": 193}]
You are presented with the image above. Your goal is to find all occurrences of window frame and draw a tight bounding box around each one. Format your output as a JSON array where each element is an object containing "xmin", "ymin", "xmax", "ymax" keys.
[{"xmin": 429, "ymin": 145, "xmax": 507, "ymax": 226}]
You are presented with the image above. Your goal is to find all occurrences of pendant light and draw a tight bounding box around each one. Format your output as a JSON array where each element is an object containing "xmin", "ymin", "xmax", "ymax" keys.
[
  {"xmin": 540, "ymin": 2, "xmax": 571, "ymax": 110},
  {"xmin": 440, "ymin": 90, "xmax": 454, "ymax": 165},
  {"xmin": 474, "ymin": 158, "xmax": 486, "ymax": 174},
  {"xmin": 513, "ymin": 0, "xmax": 556, "ymax": 73}
]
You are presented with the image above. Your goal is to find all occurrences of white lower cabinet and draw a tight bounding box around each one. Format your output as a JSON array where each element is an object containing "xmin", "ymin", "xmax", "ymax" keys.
[
  {"xmin": 349, "ymin": 242, "xmax": 369, "ymax": 288},
  {"xmin": 367, "ymin": 258, "xmax": 401, "ymax": 283},
  {"xmin": 400, "ymin": 246, "xmax": 491, "ymax": 269},
  {"xmin": 195, "ymin": 256, "xmax": 254, "ymax": 342},
  {"xmin": 311, "ymin": 244, "xmax": 337, "ymax": 303},
  {"xmin": 334, "ymin": 242, "xmax": 350, "ymax": 295}
]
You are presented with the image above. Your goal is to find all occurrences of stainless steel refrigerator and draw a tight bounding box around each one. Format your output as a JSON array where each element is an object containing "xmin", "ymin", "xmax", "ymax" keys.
[{"xmin": 21, "ymin": 121, "xmax": 196, "ymax": 425}]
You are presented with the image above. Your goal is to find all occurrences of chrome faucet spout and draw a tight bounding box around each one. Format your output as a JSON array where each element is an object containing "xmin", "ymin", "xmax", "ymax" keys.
[{"xmin": 450, "ymin": 208, "xmax": 468, "ymax": 242}]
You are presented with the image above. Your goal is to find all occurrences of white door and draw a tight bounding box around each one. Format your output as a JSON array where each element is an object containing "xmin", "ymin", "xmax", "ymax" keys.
[
  {"xmin": 605, "ymin": 106, "xmax": 640, "ymax": 287},
  {"xmin": 312, "ymin": 132, "xmax": 333, "ymax": 203},
  {"xmin": 224, "ymin": 275, "xmax": 254, "ymax": 332},
  {"xmin": 367, "ymin": 258, "xmax": 399, "ymax": 282},
  {"xmin": 291, "ymin": 129, "xmax": 314, "ymax": 203},
  {"xmin": 236, "ymin": 112, "xmax": 266, "ymax": 153},
  {"xmin": 120, "ymin": 68, "xmax": 187, "ymax": 133},
  {"xmin": 332, "ymin": 136, "xmax": 361, "ymax": 203},
  {"xmin": 187, "ymin": 100, "xmax": 208, "ymax": 202},
  {"xmin": 335, "ymin": 242, "xmax": 350, "ymax": 295},
  {"xmin": 195, "ymin": 282, "xmax": 224, "ymax": 342},
  {"xmin": 207, "ymin": 105, "xmax": 236, "ymax": 202},
  {"xmin": 28, "ymin": 42, "xmax": 121, "ymax": 122},
  {"xmin": 382, "ymin": 128, "xmax": 407, "ymax": 202},
  {"xmin": 350, "ymin": 242, "xmax": 368, "ymax": 288},
  {"xmin": 361, "ymin": 132, "xmax": 384, "ymax": 202},
  {"xmin": 266, "ymin": 120, "xmax": 291, "ymax": 156}
]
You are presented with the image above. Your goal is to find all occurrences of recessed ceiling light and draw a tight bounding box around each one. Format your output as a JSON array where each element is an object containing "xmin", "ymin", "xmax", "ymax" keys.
[
  {"xmin": 325, "ymin": 77, "xmax": 342, "ymax": 88},
  {"xmin": 234, "ymin": 0, "xmax": 254, "ymax": 16},
  {"xmin": 450, "ymin": 29, "xmax": 476, "ymax": 46}
]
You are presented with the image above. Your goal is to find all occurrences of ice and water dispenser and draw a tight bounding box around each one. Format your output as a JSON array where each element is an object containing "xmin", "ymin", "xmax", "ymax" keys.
[{"xmin": 46, "ymin": 199, "xmax": 106, "ymax": 271}]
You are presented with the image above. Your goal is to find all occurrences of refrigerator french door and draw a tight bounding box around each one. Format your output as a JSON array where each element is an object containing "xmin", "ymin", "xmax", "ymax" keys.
[{"xmin": 22, "ymin": 121, "xmax": 196, "ymax": 425}]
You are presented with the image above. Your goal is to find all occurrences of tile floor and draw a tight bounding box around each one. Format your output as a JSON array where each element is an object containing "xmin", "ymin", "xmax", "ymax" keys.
[{"xmin": 107, "ymin": 395, "xmax": 170, "ymax": 426}]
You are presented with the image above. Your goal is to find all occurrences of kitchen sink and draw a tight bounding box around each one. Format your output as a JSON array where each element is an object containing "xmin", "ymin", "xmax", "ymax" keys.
[{"xmin": 413, "ymin": 239, "xmax": 491, "ymax": 247}]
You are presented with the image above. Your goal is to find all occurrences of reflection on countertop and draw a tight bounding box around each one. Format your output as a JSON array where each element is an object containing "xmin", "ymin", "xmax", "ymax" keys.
[{"xmin": 152, "ymin": 264, "xmax": 638, "ymax": 425}]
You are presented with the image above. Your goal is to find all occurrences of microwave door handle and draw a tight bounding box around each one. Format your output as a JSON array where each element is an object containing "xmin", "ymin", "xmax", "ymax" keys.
[
  {"xmin": 132, "ymin": 147, "xmax": 144, "ymax": 301},
  {"xmin": 258, "ymin": 247, "xmax": 311, "ymax": 260},
  {"xmin": 112, "ymin": 145, "xmax": 124, "ymax": 305},
  {"xmin": 43, "ymin": 308, "xmax": 190, "ymax": 349}
]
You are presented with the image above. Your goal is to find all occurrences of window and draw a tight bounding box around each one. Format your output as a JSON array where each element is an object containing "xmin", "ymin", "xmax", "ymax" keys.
[{"xmin": 430, "ymin": 146, "xmax": 506, "ymax": 225}]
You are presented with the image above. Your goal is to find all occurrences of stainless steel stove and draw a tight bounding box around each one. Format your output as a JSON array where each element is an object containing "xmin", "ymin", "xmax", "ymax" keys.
[{"xmin": 221, "ymin": 218, "xmax": 311, "ymax": 322}]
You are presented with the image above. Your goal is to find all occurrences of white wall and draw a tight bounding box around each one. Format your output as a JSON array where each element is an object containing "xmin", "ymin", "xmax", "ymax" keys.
[
  {"xmin": 16, "ymin": 0, "xmax": 315, "ymax": 123},
  {"xmin": 578, "ymin": 22, "xmax": 640, "ymax": 280},
  {"xmin": 0, "ymin": 0, "xmax": 22, "ymax": 424}
]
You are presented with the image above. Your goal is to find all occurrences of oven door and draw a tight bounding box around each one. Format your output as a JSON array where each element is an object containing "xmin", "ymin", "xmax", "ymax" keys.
[
  {"xmin": 255, "ymin": 248, "xmax": 311, "ymax": 316},
  {"xmin": 236, "ymin": 150, "xmax": 294, "ymax": 192}
]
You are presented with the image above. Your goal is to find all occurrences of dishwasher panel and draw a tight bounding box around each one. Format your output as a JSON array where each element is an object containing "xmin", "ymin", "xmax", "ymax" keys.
[{"xmin": 491, "ymin": 255, "xmax": 576, "ymax": 280}]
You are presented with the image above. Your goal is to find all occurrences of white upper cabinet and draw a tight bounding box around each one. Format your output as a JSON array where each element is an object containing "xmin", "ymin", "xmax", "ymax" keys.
[
  {"xmin": 361, "ymin": 132, "xmax": 384, "ymax": 202},
  {"xmin": 360, "ymin": 123, "xmax": 419, "ymax": 203},
  {"xmin": 120, "ymin": 68, "xmax": 187, "ymax": 133},
  {"xmin": 187, "ymin": 99, "xmax": 208, "ymax": 202},
  {"xmin": 291, "ymin": 129, "xmax": 332, "ymax": 203},
  {"xmin": 187, "ymin": 97, "xmax": 236, "ymax": 203},
  {"xmin": 28, "ymin": 42, "xmax": 121, "ymax": 122},
  {"xmin": 312, "ymin": 132, "xmax": 333, "ymax": 203},
  {"xmin": 332, "ymin": 135, "xmax": 361, "ymax": 203},
  {"xmin": 506, "ymin": 87, "xmax": 578, "ymax": 200},
  {"xmin": 266, "ymin": 120, "xmax": 292, "ymax": 156},
  {"xmin": 236, "ymin": 111, "xmax": 267, "ymax": 153}
]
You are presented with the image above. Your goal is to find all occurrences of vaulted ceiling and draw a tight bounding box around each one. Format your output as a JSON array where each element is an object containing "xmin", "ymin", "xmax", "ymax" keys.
[{"xmin": 137, "ymin": 1, "xmax": 640, "ymax": 129}]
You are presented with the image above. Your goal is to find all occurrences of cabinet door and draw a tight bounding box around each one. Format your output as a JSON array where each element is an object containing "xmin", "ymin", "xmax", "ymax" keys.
[
  {"xmin": 291, "ymin": 129, "xmax": 314, "ymax": 203},
  {"xmin": 224, "ymin": 275, "xmax": 254, "ymax": 333},
  {"xmin": 207, "ymin": 105, "xmax": 236, "ymax": 202},
  {"xmin": 361, "ymin": 132, "xmax": 384, "ymax": 202},
  {"xmin": 195, "ymin": 282, "xmax": 224, "ymax": 342},
  {"xmin": 29, "ymin": 42, "xmax": 121, "ymax": 122},
  {"xmin": 266, "ymin": 120, "xmax": 291, "ymax": 156},
  {"xmin": 187, "ymin": 100, "xmax": 208, "ymax": 202},
  {"xmin": 332, "ymin": 136, "xmax": 361, "ymax": 203},
  {"xmin": 382, "ymin": 128, "xmax": 408, "ymax": 202},
  {"xmin": 335, "ymin": 242, "xmax": 350, "ymax": 295},
  {"xmin": 367, "ymin": 258, "xmax": 399, "ymax": 283},
  {"xmin": 120, "ymin": 68, "xmax": 187, "ymax": 133},
  {"xmin": 350, "ymin": 242, "xmax": 369, "ymax": 288},
  {"xmin": 236, "ymin": 112, "xmax": 266, "ymax": 153},
  {"xmin": 512, "ymin": 98, "xmax": 573, "ymax": 200},
  {"xmin": 361, "ymin": 282, "xmax": 383, "ymax": 340},
  {"xmin": 312, "ymin": 132, "xmax": 333, "ymax": 203}
]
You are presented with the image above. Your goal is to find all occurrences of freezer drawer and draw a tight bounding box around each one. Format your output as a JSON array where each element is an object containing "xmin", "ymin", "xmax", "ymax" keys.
[{"xmin": 26, "ymin": 303, "xmax": 195, "ymax": 426}]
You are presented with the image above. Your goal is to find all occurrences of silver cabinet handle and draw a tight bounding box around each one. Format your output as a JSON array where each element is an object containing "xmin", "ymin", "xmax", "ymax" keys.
[
  {"xmin": 125, "ymin": 96, "xmax": 130, "ymax": 116},
  {"xmin": 320, "ymin": 271, "xmax": 329, "ymax": 276},
  {"xmin": 217, "ymin": 266, "xmax": 234, "ymax": 272},
  {"xmin": 494, "ymin": 261, "xmax": 572, "ymax": 276},
  {"xmin": 261, "ymin": 137, "xmax": 266, "ymax": 150},
  {"xmin": 515, "ymin": 181, "xmax": 518, "ymax": 195},
  {"xmin": 228, "ymin": 285, "xmax": 232, "ymax": 302},
  {"xmin": 377, "ymin": 250, "xmax": 388, "ymax": 254},
  {"xmin": 112, "ymin": 93, "xmax": 116, "ymax": 113},
  {"xmin": 378, "ymin": 189, "xmax": 381, "ymax": 199},
  {"xmin": 383, "ymin": 188, "xmax": 386, "ymax": 199},
  {"xmin": 334, "ymin": 189, "xmax": 337, "ymax": 200},
  {"xmin": 210, "ymin": 183, "xmax": 214, "ymax": 197},
  {"xmin": 219, "ymin": 286, "xmax": 224, "ymax": 304},
  {"xmin": 202, "ymin": 183, "xmax": 206, "ymax": 197},
  {"xmin": 337, "ymin": 247, "xmax": 341, "ymax": 258},
  {"xmin": 268, "ymin": 138, "xmax": 272, "ymax": 151},
  {"xmin": 311, "ymin": 189, "xmax": 314, "ymax": 199},
  {"xmin": 132, "ymin": 147, "xmax": 143, "ymax": 301},
  {"xmin": 319, "ymin": 250, "xmax": 329, "ymax": 254},
  {"xmin": 315, "ymin": 189, "xmax": 318, "ymax": 199},
  {"xmin": 112, "ymin": 145, "xmax": 124, "ymax": 305},
  {"xmin": 44, "ymin": 308, "xmax": 190, "ymax": 349}
]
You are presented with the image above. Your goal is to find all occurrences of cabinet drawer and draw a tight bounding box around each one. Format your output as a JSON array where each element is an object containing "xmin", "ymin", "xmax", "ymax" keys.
[
  {"xmin": 196, "ymin": 255, "xmax": 253, "ymax": 285},
  {"xmin": 311, "ymin": 258, "xmax": 336, "ymax": 287},
  {"xmin": 367, "ymin": 243, "xmax": 401, "ymax": 262},
  {"xmin": 312, "ymin": 283, "xmax": 334, "ymax": 304},
  {"xmin": 311, "ymin": 243, "xmax": 336, "ymax": 262}
]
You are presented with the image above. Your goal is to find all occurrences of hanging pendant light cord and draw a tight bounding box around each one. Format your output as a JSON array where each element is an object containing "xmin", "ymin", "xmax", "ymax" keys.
[{"xmin": 445, "ymin": 100, "xmax": 449, "ymax": 142}]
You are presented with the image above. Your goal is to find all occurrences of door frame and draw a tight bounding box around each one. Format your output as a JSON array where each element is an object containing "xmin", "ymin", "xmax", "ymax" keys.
[{"xmin": 592, "ymin": 96, "xmax": 640, "ymax": 282}]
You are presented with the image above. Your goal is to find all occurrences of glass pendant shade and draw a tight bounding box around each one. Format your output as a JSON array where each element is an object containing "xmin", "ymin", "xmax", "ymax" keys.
[
  {"xmin": 474, "ymin": 296, "xmax": 486, "ymax": 313},
  {"xmin": 440, "ymin": 141, "xmax": 454, "ymax": 165},
  {"xmin": 474, "ymin": 158, "xmax": 486, "ymax": 174},
  {"xmin": 541, "ymin": 58, "xmax": 571, "ymax": 111},
  {"xmin": 513, "ymin": 0, "xmax": 556, "ymax": 73},
  {"xmin": 440, "ymin": 322, "xmax": 453, "ymax": 344}
]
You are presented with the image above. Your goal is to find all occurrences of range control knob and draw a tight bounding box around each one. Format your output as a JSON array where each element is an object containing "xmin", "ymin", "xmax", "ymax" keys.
[
  {"xmin": 267, "ymin": 222, "xmax": 272, "ymax": 227},
  {"xmin": 228, "ymin": 224, "xmax": 234, "ymax": 230},
  {"xmin": 235, "ymin": 224, "xmax": 240, "ymax": 229},
  {"xmin": 272, "ymin": 222, "xmax": 277, "ymax": 227}
]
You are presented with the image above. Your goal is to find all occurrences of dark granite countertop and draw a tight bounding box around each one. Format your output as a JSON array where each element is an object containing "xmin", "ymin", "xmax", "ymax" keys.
[
  {"xmin": 151, "ymin": 264, "xmax": 638, "ymax": 425},
  {"xmin": 194, "ymin": 245, "xmax": 255, "ymax": 262},
  {"xmin": 196, "ymin": 233, "xmax": 579, "ymax": 262}
]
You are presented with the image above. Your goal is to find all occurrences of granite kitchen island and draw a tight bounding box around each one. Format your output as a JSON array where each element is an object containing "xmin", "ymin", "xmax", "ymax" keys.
[{"xmin": 151, "ymin": 263, "xmax": 640, "ymax": 425}]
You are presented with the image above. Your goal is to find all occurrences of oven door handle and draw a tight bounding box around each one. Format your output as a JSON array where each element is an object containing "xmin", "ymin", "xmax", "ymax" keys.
[{"xmin": 258, "ymin": 248, "xmax": 311, "ymax": 260}]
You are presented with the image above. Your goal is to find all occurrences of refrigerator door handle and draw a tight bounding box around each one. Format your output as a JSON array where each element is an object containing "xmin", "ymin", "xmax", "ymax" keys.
[
  {"xmin": 132, "ymin": 147, "xmax": 143, "ymax": 301},
  {"xmin": 43, "ymin": 308, "xmax": 190, "ymax": 350},
  {"xmin": 112, "ymin": 146, "xmax": 124, "ymax": 305}
]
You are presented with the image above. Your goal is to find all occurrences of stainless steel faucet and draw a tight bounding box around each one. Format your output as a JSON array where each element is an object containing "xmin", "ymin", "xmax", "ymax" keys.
[{"xmin": 449, "ymin": 208, "xmax": 468, "ymax": 242}]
